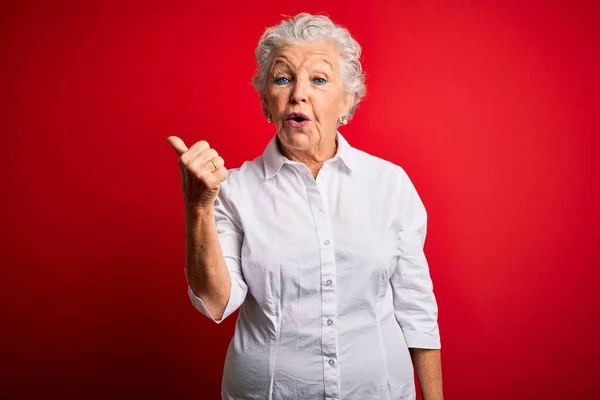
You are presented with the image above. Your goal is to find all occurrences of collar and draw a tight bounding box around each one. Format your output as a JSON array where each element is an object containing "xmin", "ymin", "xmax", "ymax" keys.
[{"xmin": 262, "ymin": 131, "xmax": 357, "ymax": 180}]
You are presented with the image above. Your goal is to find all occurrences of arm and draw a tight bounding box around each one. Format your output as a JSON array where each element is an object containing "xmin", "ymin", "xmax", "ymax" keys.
[
  {"xmin": 166, "ymin": 136, "xmax": 247, "ymax": 323},
  {"xmin": 409, "ymin": 348, "xmax": 443, "ymax": 400},
  {"xmin": 390, "ymin": 169, "xmax": 443, "ymax": 398},
  {"xmin": 185, "ymin": 188, "xmax": 248, "ymax": 323}
]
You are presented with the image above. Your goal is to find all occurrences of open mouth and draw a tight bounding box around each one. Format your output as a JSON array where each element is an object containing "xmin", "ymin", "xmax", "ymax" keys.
[
  {"xmin": 286, "ymin": 113, "xmax": 310, "ymax": 128},
  {"xmin": 286, "ymin": 112, "xmax": 310, "ymax": 123}
]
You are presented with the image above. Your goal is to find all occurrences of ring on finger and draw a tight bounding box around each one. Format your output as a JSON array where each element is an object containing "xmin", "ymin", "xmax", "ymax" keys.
[{"xmin": 209, "ymin": 159, "xmax": 217, "ymax": 172}]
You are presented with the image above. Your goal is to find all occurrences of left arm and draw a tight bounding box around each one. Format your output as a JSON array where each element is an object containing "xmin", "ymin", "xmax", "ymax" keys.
[
  {"xmin": 409, "ymin": 348, "xmax": 443, "ymax": 400},
  {"xmin": 390, "ymin": 169, "xmax": 443, "ymax": 400}
]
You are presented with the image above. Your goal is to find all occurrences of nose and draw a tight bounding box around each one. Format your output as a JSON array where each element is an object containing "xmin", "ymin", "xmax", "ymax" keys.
[{"xmin": 290, "ymin": 79, "xmax": 308, "ymax": 104}]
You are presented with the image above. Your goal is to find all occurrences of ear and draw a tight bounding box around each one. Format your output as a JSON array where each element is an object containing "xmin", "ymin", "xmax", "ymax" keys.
[
  {"xmin": 342, "ymin": 92, "xmax": 355, "ymax": 117},
  {"xmin": 261, "ymin": 96, "xmax": 270, "ymax": 117}
]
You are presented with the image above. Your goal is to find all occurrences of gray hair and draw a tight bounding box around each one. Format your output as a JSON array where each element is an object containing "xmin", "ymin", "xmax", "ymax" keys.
[{"xmin": 252, "ymin": 13, "xmax": 366, "ymax": 119}]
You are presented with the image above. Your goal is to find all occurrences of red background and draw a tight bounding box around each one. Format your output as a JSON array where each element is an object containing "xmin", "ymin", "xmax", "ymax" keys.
[{"xmin": 2, "ymin": 0, "xmax": 599, "ymax": 399}]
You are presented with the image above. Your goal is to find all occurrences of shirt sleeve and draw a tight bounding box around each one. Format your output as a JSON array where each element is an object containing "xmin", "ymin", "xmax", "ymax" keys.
[
  {"xmin": 390, "ymin": 169, "xmax": 441, "ymax": 349},
  {"xmin": 186, "ymin": 182, "xmax": 248, "ymax": 324}
]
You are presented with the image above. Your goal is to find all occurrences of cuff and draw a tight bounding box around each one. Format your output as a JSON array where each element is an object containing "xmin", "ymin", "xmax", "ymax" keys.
[
  {"xmin": 185, "ymin": 268, "xmax": 246, "ymax": 324},
  {"xmin": 404, "ymin": 332, "xmax": 441, "ymax": 349}
]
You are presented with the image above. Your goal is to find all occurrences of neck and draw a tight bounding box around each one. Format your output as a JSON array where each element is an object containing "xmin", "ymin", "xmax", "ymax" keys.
[{"xmin": 277, "ymin": 135, "xmax": 338, "ymax": 179}]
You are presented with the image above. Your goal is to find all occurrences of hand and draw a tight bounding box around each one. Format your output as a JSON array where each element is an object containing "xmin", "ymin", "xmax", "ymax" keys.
[{"xmin": 166, "ymin": 136, "xmax": 228, "ymax": 210}]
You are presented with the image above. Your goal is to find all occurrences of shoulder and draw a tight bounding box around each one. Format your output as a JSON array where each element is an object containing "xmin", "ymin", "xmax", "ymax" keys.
[
  {"xmin": 350, "ymin": 145, "xmax": 412, "ymax": 186},
  {"xmin": 219, "ymin": 154, "xmax": 266, "ymax": 199}
]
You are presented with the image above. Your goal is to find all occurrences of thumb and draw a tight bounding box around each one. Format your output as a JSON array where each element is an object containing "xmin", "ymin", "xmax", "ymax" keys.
[{"xmin": 166, "ymin": 136, "xmax": 189, "ymax": 156}]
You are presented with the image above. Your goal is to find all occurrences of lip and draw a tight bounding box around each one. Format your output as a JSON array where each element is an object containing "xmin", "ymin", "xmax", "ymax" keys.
[
  {"xmin": 286, "ymin": 112, "xmax": 310, "ymax": 121},
  {"xmin": 287, "ymin": 119, "xmax": 309, "ymax": 128},
  {"xmin": 285, "ymin": 112, "xmax": 310, "ymax": 128}
]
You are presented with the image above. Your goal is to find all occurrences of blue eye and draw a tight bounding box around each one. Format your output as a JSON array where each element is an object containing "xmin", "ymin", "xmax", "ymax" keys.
[
  {"xmin": 275, "ymin": 77, "xmax": 290, "ymax": 85},
  {"xmin": 313, "ymin": 77, "xmax": 327, "ymax": 85}
]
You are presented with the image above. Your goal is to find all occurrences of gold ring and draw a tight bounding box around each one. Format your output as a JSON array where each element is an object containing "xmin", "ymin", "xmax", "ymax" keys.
[{"xmin": 209, "ymin": 160, "xmax": 217, "ymax": 171}]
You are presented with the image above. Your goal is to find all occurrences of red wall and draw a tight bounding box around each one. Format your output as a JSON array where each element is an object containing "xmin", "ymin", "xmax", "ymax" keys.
[{"xmin": 2, "ymin": 1, "xmax": 598, "ymax": 398}]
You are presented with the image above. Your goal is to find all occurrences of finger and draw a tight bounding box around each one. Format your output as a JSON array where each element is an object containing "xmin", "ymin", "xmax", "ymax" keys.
[
  {"xmin": 213, "ymin": 166, "xmax": 228, "ymax": 182},
  {"xmin": 187, "ymin": 140, "xmax": 210, "ymax": 157},
  {"xmin": 182, "ymin": 143, "xmax": 214, "ymax": 166},
  {"xmin": 188, "ymin": 149, "xmax": 219, "ymax": 176},
  {"xmin": 201, "ymin": 156, "xmax": 224, "ymax": 175},
  {"xmin": 191, "ymin": 148, "xmax": 218, "ymax": 167},
  {"xmin": 210, "ymin": 156, "xmax": 225, "ymax": 170},
  {"xmin": 166, "ymin": 136, "xmax": 188, "ymax": 156}
]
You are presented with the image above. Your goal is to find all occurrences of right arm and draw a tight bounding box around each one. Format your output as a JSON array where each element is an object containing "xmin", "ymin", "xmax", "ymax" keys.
[
  {"xmin": 184, "ymin": 206, "xmax": 232, "ymax": 321},
  {"xmin": 167, "ymin": 136, "xmax": 247, "ymax": 323}
]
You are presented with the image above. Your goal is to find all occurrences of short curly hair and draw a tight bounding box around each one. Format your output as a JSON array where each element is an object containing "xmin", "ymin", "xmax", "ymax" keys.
[{"xmin": 252, "ymin": 13, "xmax": 366, "ymax": 119}]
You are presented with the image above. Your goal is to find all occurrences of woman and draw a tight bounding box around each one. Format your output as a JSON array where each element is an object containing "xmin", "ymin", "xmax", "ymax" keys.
[{"xmin": 167, "ymin": 13, "xmax": 443, "ymax": 400}]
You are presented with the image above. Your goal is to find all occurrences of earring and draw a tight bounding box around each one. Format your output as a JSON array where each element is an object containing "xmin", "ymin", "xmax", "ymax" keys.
[
  {"xmin": 340, "ymin": 116, "xmax": 348, "ymax": 125},
  {"xmin": 267, "ymin": 117, "xmax": 272, "ymax": 123}
]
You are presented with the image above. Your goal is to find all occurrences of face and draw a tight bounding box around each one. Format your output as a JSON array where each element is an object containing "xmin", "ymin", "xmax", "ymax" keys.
[{"xmin": 262, "ymin": 40, "xmax": 354, "ymax": 153}]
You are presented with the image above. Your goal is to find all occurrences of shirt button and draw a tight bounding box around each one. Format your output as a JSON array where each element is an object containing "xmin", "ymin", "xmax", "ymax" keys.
[
  {"xmin": 324, "ymin": 239, "xmax": 330, "ymax": 245},
  {"xmin": 325, "ymin": 279, "xmax": 332, "ymax": 286},
  {"xmin": 329, "ymin": 359, "xmax": 335, "ymax": 366},
  {"xmin": 327, "ymin": 319, "xmax": 333, "ymax": 326}
]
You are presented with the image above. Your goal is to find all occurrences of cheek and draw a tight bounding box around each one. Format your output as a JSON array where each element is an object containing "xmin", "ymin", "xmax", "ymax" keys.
[
  {"xmin": 314, "ymin": 102, "xmax": 339, "ymax": 121},
  {"xmin": 330, "ymin": 94, "xmax": 348, "ymax": 118},
  {"xmin": 267, "ymin": 91, "xmax": 288, "ymax": 111},
  {"xmin": 317, "ymin": 90, "xmax": 344, "ymax": 114}
]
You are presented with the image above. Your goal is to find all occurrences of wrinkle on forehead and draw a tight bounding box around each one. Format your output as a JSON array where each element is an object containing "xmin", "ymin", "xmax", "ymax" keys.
[{"xmin": 269, "ymin": 41, "xmax": 340, "ymax": 75}]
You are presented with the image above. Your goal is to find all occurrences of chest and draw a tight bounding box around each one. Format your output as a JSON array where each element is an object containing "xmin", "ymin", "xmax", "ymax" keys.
[{"xmin": 237, "ymin": 168, "xmax": 402, "ymax": 292}]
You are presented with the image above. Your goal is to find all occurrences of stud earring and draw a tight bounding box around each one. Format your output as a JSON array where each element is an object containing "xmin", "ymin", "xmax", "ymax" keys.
[
  {"xmin": 267, "ymin": 117, "xmax": 272, "ymax": 123},
  {"xmin": 341, "ymin": 116, "xmax": 348, "ymax": 125}
]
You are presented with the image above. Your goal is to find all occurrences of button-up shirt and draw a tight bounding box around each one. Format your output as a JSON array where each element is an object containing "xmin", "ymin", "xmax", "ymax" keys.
[{"xmin": 187, "ymin": 132, "xmax": 441, "ymax": 400}]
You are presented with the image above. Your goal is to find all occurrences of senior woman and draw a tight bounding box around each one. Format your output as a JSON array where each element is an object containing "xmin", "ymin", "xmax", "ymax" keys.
[{"xmin": 167, "ymin": 13, "xmax": 443, "ymax": 400}]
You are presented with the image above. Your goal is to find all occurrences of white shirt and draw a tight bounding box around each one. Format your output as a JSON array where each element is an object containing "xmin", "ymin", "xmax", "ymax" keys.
[{"xmin": 187, "ymin": 132, "xmax": 441, "ymax": 400}]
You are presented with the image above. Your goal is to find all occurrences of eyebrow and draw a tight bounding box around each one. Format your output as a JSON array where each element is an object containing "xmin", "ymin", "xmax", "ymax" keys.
[
  {"xmin": 269, "ymin": 60, "xmax": 292, "ymax": 75},
  {"xmin": 270, "ymin": 59, "xmax": 334, "ymax": 76},
  {"xmin": 318, "ymin": 58, "xmax": 334, "ymax": 71},
  {"xmin": 311, "ymin": 62, "xmax": 333, "ymax": 76}
]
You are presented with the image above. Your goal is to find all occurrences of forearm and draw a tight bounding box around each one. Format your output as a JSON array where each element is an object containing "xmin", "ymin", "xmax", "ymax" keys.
[
  {"xmin": 184, "ymin": 206, "xmax": 231, "ymax": 320},
  {"xmin": 409, "ymin": 348, "xmax": 443, "ymax": 400}
]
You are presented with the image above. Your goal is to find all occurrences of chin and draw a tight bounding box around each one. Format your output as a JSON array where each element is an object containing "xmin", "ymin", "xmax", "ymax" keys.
[
  {"xmin": 278, "ymin": 128, "xmax": 312, "ymax": 145},
  {"xmin": 279, "ymin": 127, "xmax": 312, "ymax": 142}
]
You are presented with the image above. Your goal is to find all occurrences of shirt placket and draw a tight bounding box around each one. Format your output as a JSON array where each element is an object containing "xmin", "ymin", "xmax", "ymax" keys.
[{"xmin": 302, "ymin": 166, "xmax": 340, "ymax": 400}]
